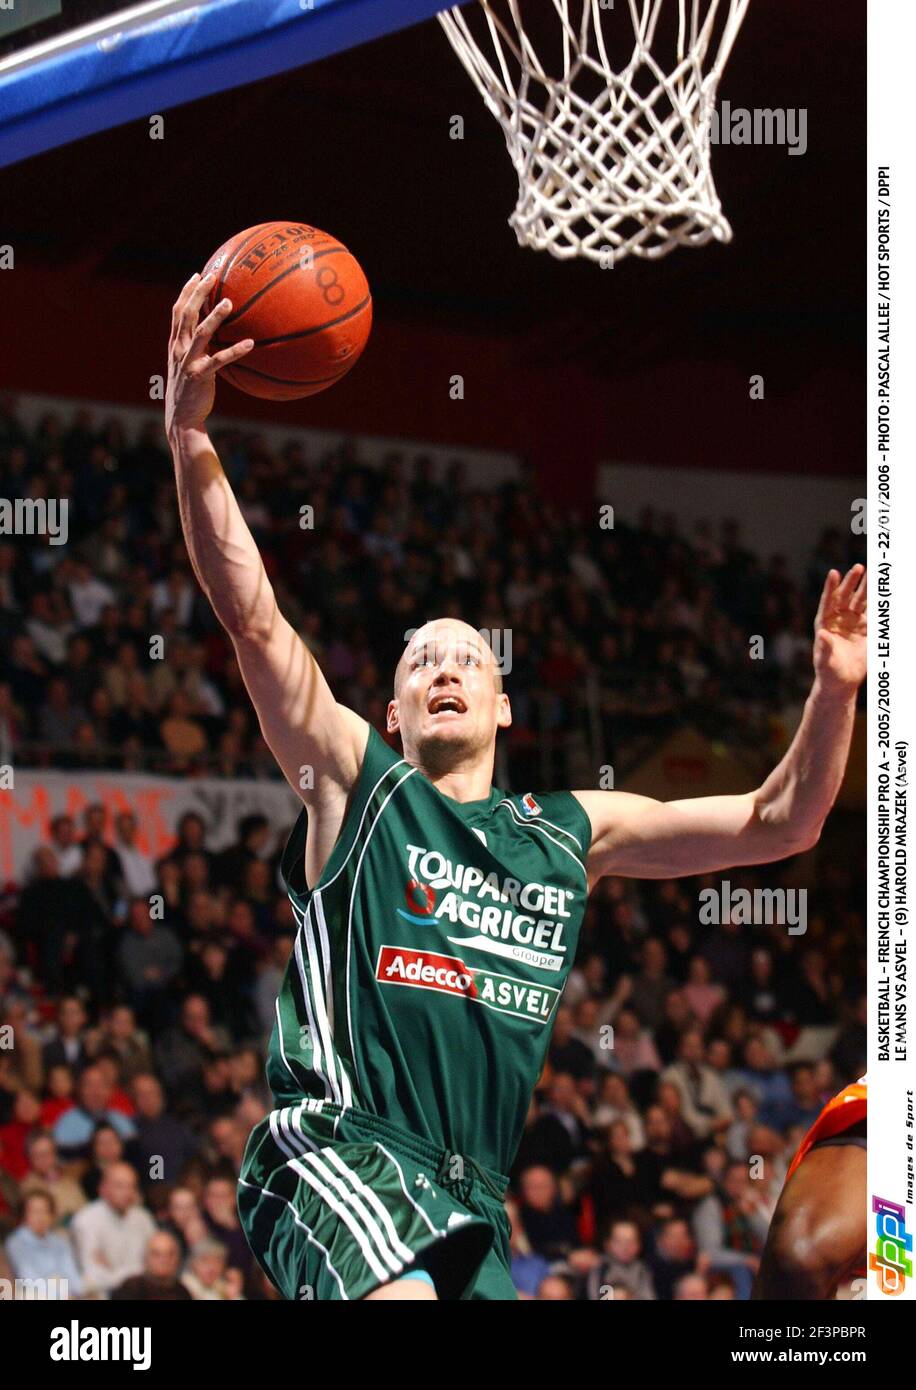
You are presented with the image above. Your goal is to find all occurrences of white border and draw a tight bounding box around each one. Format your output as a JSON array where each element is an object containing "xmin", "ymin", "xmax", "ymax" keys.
[{"xmin": 868, "ymin": 0, "xmax": 916, "ymax": 1303}]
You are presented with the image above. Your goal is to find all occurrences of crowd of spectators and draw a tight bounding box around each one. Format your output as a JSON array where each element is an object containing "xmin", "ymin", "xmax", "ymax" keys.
[
  {"xmin": 0, "ymin": 398, "xmax": 865, "ymax": 1300},
  {"xmin": 0, "ymin": 803, "xmax": 866, "ymax": 1301},
  {"xmin": 0, "ymin": 397, "xmax": 864, "ymax": 786}
]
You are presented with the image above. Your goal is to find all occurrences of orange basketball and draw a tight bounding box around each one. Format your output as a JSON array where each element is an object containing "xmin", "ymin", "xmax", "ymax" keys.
[{"xmin": 201, "ymin": 221, "xmax": 372, "ymax": 400}]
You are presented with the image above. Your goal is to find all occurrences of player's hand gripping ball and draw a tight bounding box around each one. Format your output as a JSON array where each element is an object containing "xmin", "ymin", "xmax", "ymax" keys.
[{"xmin": 201, "ymin": 221, "xmax": 372, "ymax": 400}]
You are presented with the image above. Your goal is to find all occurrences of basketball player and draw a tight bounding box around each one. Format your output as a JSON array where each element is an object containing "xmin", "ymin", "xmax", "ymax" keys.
[
  {"xmin": 752, "ymin": 1077, "xmax": 867, "ymax": 1300},
  {"xmin": 166, "ymin": 273, "xmax": 867, "ymax": 1300}
]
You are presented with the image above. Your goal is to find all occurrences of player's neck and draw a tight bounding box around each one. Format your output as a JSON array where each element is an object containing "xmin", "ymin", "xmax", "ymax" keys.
[{"xmin": 415, "ymin": 750, "xmax": 494, "ymax": 803}]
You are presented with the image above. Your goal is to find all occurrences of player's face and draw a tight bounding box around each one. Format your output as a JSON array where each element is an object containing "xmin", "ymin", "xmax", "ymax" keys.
[{"xmin": 388, "ymin": 620, "xmax": 510, "ymax": 766}]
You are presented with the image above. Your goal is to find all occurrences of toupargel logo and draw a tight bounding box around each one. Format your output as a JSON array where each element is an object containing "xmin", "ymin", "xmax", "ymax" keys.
[{"xmin": 870, "ymin": 1196, "xmax": 912, "ymax": 1294}]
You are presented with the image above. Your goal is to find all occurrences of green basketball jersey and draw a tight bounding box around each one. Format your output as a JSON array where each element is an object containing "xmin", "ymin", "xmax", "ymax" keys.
[{"xmin": 269, "ymin": 726, "xmax": 592, "ymax": 1175}]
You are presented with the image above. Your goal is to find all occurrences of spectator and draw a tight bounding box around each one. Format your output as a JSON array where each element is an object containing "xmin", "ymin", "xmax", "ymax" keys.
[
  {"xmin": 117, "ymin": 898, "xmax": 183, "ymax": 1028},
  {"xmin": 131, "ymin": 1073, "xmax": 199, "ymax": 1189},
  {"xmin": 48, "ymin": 814, "xmax": 82, "ymax": 877},
  {"xmin": 113, "ymin": 812, "xmax": 157, "ymax": 898},
  {"xmin": 52, "ymin": 1064, "xmax": 137, "ymax": 1162},
  {"xmin": 547, "ymin": 1006, "xmax": 596, "ymax": 1083},
  {"xmin": 110, "ymin": 1230, "xmax": 192, "ymax": 1301},
  {"xmin": 760, "ymin": 1062, "xmax": 823, "ymax": 1134},
  {"xmin": 159, "ymin": 1185, "xmax": 208, "ymax": 1257},
  {"xmin": 39, "ymin": 1065, "xmax": 77, "ymax": 1130},
  {"xmin": 181, "ymin": 1237, "xmax": 244, "ymax": 1300},
  {"xmin": 212, "ymin": 814, "xmax": 271, "ymax": 894},
  {"xmin": 629, "ymin": 939, "xmax": 676, "ymax": 1031},
  {"xmin": 201, "ymin": 1175, "xmax": 253, "ymax": 1279},
  {"xmin": 609, "ymin": 1008, "xmax": 662, "ymax": 1079},
  {"xmin": 42, "ymin": 996, "xmax": 90, "ymax": 1075},
  {"xmin": 585, "ymin": 1220, "xmax": 656, "ymax": 1301},
  {"xmin": 691, "ymin": 1160, "xmax": 768, "ymax": 1301},
  {"xmin": 516, "ymin": 1166, "xmax": 578, "ymax": 1261},
  {"xmin": 154, "ymin": 995, "xmax": 230, "ymax": 1115},
  {"xmin": 18, "ymin": 1131, "xmax": 86, "ymax": 1225},
  {"xmin": 674, "ymin": 1272, "xmax": 709, "ymax": 1300},
  {"xmin": 98, "ymin": 1004, "xmax": 154, "ymax": 1082},
  {"xmin": 646, "ymin": 1218, "xmax": 698, "ymax": 1301},
  {"xmin": 0, "ymin": 1089, "xmax": 42, "ymax": 1181},
  {"xmin": 4, "ymin": 1191, "xmax": 82, "ymax": 1298},
  {"xmin": 589, "ymin": 1122, "xmax": 645, "ymax": 1241},
  {"xmin": 70, "ymin": 1162, "xmax": 156, "ymax": 1297},
  {"xmin": 682, "ymin": 956, "xmax": 726, "ymax": 1026},
  {"xmin": 519, "ymin": 1073, "xmax": 591, "ymax": 1175},
  {"xmin": 506, "ymin": 1195, "xmax": 550, "ymax": 1299},
  {"xmin": 536, "ymin": 1272, "xmax": 576, "ymax": 1300},
  {"xmin": 661, "ymin": 1028, "xmax": 733, "ymax": 1140},
  {"xmin": 79, "ymin": 1123, "xmax": 131, "ymax": 1202},
  {"xmin": 590, "ymin": 1072, "xmax": 645, "ymax": 1148}
]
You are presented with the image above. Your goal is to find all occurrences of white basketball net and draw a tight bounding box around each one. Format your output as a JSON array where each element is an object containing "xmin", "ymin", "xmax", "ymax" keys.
[{"xmin": 438, "ymin": 0, "xmax": 750, "ymax": 264}]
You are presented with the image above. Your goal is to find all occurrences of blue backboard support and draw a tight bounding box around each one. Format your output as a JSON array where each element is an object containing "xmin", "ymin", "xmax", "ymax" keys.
[{"xmin": 0, "ymin": 0, "xmax": 457, "ymax": 169}]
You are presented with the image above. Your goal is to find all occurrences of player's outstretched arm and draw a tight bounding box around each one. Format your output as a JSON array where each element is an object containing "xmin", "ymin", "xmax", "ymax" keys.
[
  {"xmin": 165, "ymin": 272, "xmax": 367, "ymax": 805},
  {"xmin": 577, "ymin": 565, "xmax": 866, "ymax": 882}
]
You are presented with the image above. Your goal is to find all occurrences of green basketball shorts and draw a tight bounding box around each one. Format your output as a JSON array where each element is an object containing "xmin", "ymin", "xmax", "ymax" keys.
[{"xmin": 238, "ymin": 1100, "xmax": 517, "ymax": 1301}]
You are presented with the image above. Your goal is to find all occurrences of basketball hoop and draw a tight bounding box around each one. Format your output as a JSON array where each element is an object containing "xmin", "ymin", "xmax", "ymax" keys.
[{"xmin": 438, "ymin": 0, "xmax": 750, "ymax": 265}]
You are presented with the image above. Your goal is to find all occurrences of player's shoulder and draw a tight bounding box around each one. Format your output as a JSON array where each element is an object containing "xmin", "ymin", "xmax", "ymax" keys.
[{"xmin": 498, "ymin": 788, "xmax": 593, "ymax": 855}]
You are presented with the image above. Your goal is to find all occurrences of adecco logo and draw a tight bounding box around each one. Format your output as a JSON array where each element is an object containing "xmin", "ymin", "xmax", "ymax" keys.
[
  {"xmin": 377, "ymin": 946, "xmax": 475, "ymax": 998},
  {"xmin": 376, "ymin": 946, "xmax": 561, "ymax": 1025}
]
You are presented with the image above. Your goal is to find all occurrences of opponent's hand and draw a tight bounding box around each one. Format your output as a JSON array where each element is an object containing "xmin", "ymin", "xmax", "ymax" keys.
[
  {"xmin": 165, "ymin": 272, "xmax": 254, "ymax": 437},
  {"xmin": 812, "ymin": 565, "xmax": 867, "ymax": 691}
]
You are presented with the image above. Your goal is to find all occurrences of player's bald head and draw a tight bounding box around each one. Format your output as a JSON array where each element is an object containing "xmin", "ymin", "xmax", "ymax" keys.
[{"xmin": 394, "ymin": 619, "xmax": 503, "ymax": 697}]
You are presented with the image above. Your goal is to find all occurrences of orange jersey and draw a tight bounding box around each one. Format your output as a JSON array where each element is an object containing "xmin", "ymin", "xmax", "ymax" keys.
[{"xmin": 786, "ymin": 1077, "xmax": 867, "ymax": 1183}]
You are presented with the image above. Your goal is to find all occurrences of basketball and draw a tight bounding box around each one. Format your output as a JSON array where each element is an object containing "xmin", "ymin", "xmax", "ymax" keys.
[{"xmin": 201, "ymin": 221, "xmax": 372, "ymax": 400}]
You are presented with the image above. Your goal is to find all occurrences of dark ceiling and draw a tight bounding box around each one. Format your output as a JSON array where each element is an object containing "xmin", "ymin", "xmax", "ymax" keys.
[{"xmin": 4, "ymin": 2, "xmax": 865, "ymax": 392}]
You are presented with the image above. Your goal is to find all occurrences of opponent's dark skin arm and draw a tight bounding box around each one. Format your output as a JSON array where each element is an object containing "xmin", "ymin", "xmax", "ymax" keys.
[{"xmin": 752, "ymin": 1145, "xmax": 866, "ymax": 1299}]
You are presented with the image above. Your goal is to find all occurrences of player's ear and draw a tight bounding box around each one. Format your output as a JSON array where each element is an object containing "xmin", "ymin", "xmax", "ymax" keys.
[
  {"xmin": 497, "ymin": 693, "xmax": 512, "ymax": 729},
  {"xmin": 386, "ymin": 698, "xmax": 400, "ymax": 734}
]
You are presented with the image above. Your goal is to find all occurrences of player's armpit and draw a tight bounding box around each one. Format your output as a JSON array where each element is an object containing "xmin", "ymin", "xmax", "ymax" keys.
[
  {"xmin": 574, "ymin": 788, "xmax": 815, "ymax": 883},
  {"xmin": 230, "ymin": 618, "xmax": 368, "ymax": 806}
]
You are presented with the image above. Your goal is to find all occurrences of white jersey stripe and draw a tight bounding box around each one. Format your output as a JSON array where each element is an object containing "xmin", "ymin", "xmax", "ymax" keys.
[
  {"xmin": 299, "ymin": 900, "xmax": 344, "ymax": 1107},
  {"xmin": 302, "ymin": 1150, "xmax": 404, "ymax": 1275},
  {"xmin": 289, "ymin": 1156, "xmax": 391, "ymax": 1284},
  {"xmin": 238, "ymin": 1176, "xmax": 348, "ymax": 1300},
  {"xmin": 495, "ymin": 799, "xmax": 584, "ymax": 854},
  {"xmin": 345, "ymin": 764, "xmax": 419, "ymax": 1101},
  {"xmin": 274, "ymin": 996, "xmax": 300, "ymax": 1088},
  {"xmin": 323, "ymin": 1148, "xmax": 414, "ymax": 1262},
  {"xmin": 292, "ymin": 914, "xmax": 332, "ymax": 1102},
  {"xmin": 320, "ymin": 755, "xmax": 411, "ymax": 892},
  {"xmin": 313, "ymin": 889, "xmax": 354, "ymax": 1108},
  {"xmin": 374, "ymin": 1142, "xmax": 445, "ymax": 1239},
  {"xmin": 269, "ymin": 1107, "xmax": 297, "ymax": 1161},
  {"xmin": 496, "ymin": 799, "xmax": 588, "ymax": 882},
  {"xmin": 279, "ymin": 1102, "xmax": 319, "ymax": 1158}
]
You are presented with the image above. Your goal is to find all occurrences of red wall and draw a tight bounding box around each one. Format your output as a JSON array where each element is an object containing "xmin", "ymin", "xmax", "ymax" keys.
[{"xmin": 2, "ymin": 264, "xmax": 863, "ymax": 506}]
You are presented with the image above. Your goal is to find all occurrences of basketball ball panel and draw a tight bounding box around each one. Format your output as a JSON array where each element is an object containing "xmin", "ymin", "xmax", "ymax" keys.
[
  {"xmin": 215, "ymin": 298, "xmax": 372, "ymax": 372},
  {"xmin": 218, "ymin": 256, "xmax": 370, "ymax": 343},
  {"xmin": 201, "ymin": 221, "xmax": 372, "ymax": 400},
  {"xmin": 221, "ymin": 360, "xmax": 352, "ymax": 401}
]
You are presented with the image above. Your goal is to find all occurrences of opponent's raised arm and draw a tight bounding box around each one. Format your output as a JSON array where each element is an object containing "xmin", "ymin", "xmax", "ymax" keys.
[
  {"xmin": 165, "ymin": 272, "xmax": 366, "ymax": 804},
  {"xmin": 577, "ymin": 565, "xmax": 866, "ymax": 882}
]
